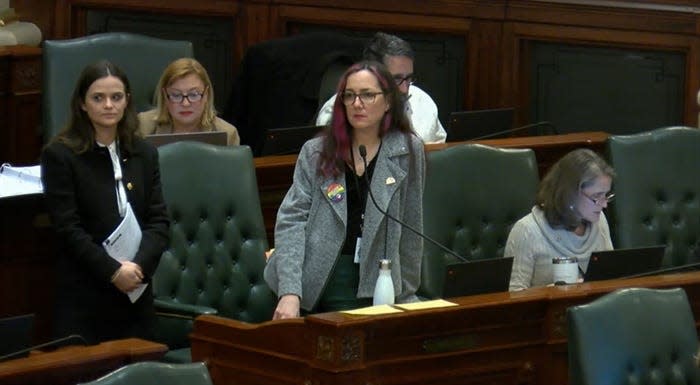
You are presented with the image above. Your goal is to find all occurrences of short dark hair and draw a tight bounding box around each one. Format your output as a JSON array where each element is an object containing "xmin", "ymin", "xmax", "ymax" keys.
[
  {"xmin": 537, "ymin": 149, "xmax": 615, "ymax": 229},
  {"xmin": 363, "ymin": 32, "xmax": 415, "ymax": 63},
  {"xmin": 52, "ymin": 60, "xmax": 138, "ymax": 153}
]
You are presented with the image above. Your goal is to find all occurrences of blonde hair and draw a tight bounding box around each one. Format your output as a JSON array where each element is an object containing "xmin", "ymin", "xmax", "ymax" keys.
[{"xmin": 154, "ymin": 58, "xmax": 217, "ymax": 130}]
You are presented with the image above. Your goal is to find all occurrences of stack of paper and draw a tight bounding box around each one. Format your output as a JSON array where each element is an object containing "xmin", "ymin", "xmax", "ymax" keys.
[{"xmin": 0, "ymin": 163, "xmax": 43, "ymax": 198}]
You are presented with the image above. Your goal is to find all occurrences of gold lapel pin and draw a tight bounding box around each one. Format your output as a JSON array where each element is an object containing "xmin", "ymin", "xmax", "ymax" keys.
[
  {"xmin": 385, "ymin": 177, "xmax": 396, "ymax": 185},
  {"xmin": 127, "ymin": 182, "xmax": 133, "ymax": 190}
]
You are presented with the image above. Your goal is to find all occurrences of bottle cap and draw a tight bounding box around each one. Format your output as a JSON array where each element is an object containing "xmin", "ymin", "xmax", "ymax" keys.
[{"xmin": 378, "ymin": 259, "xmax": 391, "ymax": 269}]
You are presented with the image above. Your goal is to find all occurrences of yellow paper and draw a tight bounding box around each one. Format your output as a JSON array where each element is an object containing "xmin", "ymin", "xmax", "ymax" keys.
[
  {"xmin": 341, "ymin": 304, "xmax": 404, "ymax": 316},
  {"xmin": 393, "ymin": 299, "xmax": 458, "ymax": 311}
]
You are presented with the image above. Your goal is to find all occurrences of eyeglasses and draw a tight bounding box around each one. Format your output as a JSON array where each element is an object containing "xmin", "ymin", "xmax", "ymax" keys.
[
  {"xmin": 581, "ymin": 191, "xmax": 615, "ymax": 206},
  {"xmin": 341, "ymin": 91, "xmax": 384, "ymax": 106},
  {"xmin": 393, "ymin": 74, "xmax": 416, "ymax": 87},
  {"xmin": 165, "ymin": 88, "xmax": 206, "ymax": 104}
]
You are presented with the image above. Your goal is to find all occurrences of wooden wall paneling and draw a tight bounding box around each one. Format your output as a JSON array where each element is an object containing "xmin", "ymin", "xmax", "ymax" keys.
[
  {"xmin": 0, "ymin": 46, "xmax": 41, "ymax": 164},
  {"xmin": 276, "ymin": 4, "xmax": 472, "ymax": 35},
  {"xmin": 10, "ymin": 0, "xmax": 57, "ymax": 40},
  {"xmin": 507, "ymin": 21, "xmax": 699, "ymax": 131},
  {"xmin": 53, "ymin": 0, "xmax": 242, "ymax": 38},
  {"xmin": 507, "ymin": 0, "xmax": 699, "ymax": 35},
  {"xmin": 468, "ymin": 19, "xmax": 505, "ymax": 111},
  {"xmin": 685, "ymin": 37, "xmax": 700, "ymax": 127},
  {"xmin": 271, "ymin": 0, "xmax": 483, "ymax": 19},
  {"xmin": 238, "ymin": 3, "xmax": 275, "ymax": 56}
]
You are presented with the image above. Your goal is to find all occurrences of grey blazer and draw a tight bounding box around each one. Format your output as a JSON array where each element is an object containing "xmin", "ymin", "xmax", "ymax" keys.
[{"xmin": 264, "ymin": 131, "xmax": 425, "ymax": 311}]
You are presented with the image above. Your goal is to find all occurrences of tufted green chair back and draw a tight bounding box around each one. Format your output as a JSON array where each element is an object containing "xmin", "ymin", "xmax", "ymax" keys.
[
  {"xmin": 568, "ymin": 287, "xmax": 700, "ymax": 385},
  {"xmin": 606, "ymin": 126, "xmax": 700, "ymax": 267},
  {"xmin": 42, "ymin": 32, "xmax": 193, "ymax": 142},
  {"xmin": 77, "ymin": 362, "xmax": 212, "ymax": 385},
  {"xmin": 419, "ymin": 144, "xmax": 539, "ymax": 298},
  {"xmin": 154, "ymin": 142, "xmax": 275, "ymax": 361}
]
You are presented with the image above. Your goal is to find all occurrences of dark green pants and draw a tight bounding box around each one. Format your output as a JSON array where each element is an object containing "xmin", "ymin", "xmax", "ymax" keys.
[{"xmin": 315, "ymin": 253, "xmax": 372, "ymax": 313}]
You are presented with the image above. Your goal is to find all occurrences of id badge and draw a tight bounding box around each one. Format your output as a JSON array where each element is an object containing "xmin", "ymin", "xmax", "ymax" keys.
[{"xmin": 353, "ymin": 237, "xmax": 362, "ymax": 263}]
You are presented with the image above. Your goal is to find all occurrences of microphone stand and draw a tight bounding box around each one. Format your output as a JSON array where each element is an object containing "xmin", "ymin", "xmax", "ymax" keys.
[
  {"xmin": 0, "ymin": 334, "xmax": 88, "ymax": 362},
  {"xmin": 620, "ymin": 261, "xmax": 700, "ymax": 280},
  {"xmin": 358, "ymin": 145, "xmax": 470, "ymax": 263},
  {"xmin": 470, "ymin": 121, "xmax": 556, "ymax": 141}
]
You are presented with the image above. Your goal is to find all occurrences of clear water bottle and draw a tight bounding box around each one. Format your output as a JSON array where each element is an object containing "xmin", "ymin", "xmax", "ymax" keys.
[{"xmin": 373, "ymin": 259, "xmax": 395, "ymax": 306}]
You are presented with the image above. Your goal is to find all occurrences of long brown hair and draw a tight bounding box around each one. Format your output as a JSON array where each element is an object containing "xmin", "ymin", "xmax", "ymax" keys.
[
  {"xmin": 51, "ymin": 60, "xmax": 139, "ymax": 154},
  {"xmin": 318, "ymin": 60, "xmax": 413, "ymax": 177}
]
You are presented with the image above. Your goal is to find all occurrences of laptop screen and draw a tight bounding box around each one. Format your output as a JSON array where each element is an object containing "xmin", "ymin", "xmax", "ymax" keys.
[
  {"xmin": 0, "ymin": 313, "xmax": 34, "ymax": 360},
  {"xmin": 442, "ymin": 257, "xmax": 514, "ymax": 298},
  {"xmin": 584, "ymin": 245, "xmax": 666, "ymax": 282},
  {"xmin": 145, "ymin": 131, "xmax": 228, "ymax": 147},
  {"xmin": 447, "ymin": 108, "xmax": 514, "ymax": 142}
]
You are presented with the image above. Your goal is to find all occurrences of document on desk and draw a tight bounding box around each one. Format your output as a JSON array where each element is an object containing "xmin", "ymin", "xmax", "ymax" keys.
[
  {"xmin": 393, "ymin": 299, "xmax": 458, "ymax": 311},
  {"xmin": 341, "ymin": 304, "xmax": 404, "ymax": 316},
  {"xmin": 0, "ymin": 163, "xmax": 43, "ymax": 198},
  {"xmin": 103, "ymin": 203, "xmax": 145, "ymax": 303}
]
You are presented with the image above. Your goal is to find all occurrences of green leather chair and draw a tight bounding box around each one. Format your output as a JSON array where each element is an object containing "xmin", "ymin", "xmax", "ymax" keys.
[
  {"xmin": 42, "ymin": 32, "xmax": 193, "ymax": 142},
  {"xmin": 154, "ymin": 142, "xmax": 276, "ymax": 362},
  {"xmin": 606, "ymin": 126, "xmax": 700, "ymax": 267},
  {"xmin": 568, "ymin": 287, "xmax": 700, "ymax": 385},
  {"xmin": 77, "ymin": 362, "xmax": 212, "ymax": 385},
  {"xmin": 419, "ymin": 144, "xmax": 539, "ymax": 298}
]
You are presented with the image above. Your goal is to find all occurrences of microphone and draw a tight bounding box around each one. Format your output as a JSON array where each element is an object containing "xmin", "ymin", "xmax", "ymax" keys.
[
  {"xmin": 358, "ymin": 145, "xmax": 470, "ymax": 263},
  {"xmin": 0, "ymin": 334, "xmax": 89, "ymax": 362},
  {"xmin": 470, "ymin": 121, "xmax": 557, "ymax": 141},
  {"xmin": 619, "ymin": 261, "xmax": 700, "ymax": 280}
]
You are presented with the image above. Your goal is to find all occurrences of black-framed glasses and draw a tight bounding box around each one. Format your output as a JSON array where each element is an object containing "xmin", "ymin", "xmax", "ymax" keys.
[
  {"xmin": 165, "ymin": 87, "xmax": 207, "ymax": 104},
  {"xmin": 581, "ymin": 191, "xmax": 615, "ymax": 206},
  {"xmin": 393, "ymin": 74, "xmax": 416, "ymax": 87},
  {"xmin": 341, "ymin": 91, "xmax": 384, "ymax": 105}
]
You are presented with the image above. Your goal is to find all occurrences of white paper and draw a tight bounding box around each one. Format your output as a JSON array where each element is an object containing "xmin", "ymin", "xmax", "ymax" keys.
[
  {"xmin": 0, "ymin": 163, "xmax": 43, "ymax": 198},
  {"xmin": 103, "ymin": 203, "xmax": 146, "ymax": 303}
]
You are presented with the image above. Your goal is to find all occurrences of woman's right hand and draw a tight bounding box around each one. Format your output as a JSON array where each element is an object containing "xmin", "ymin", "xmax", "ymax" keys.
[
  {"xmin": 273, "ymin": 294, "xmax": 300, "ymax": 320},
  {"xmin": 112, "ymin": 261, "xmax": 143, "ymax": 293}
]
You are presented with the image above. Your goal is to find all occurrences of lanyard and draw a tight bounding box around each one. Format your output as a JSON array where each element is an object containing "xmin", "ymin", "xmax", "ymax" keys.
[
  {"xmin": 106, "ymin": 141, "xmax": 128, "ymax": 217},
  {"xmin": 349, "ymin": 148, "xmax": 368, "ymax": 234}
]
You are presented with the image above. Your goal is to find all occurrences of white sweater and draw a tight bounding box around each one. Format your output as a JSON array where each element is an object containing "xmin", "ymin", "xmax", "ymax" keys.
[{"xmin": 506, "ymin": 206, "xmax": 613, "ymax": 291}]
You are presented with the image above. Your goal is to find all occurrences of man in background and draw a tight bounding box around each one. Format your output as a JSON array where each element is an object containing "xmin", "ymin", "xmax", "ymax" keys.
[{"xmin": 316, "ymin": 32, "xmax": 446, "ymax": 143}]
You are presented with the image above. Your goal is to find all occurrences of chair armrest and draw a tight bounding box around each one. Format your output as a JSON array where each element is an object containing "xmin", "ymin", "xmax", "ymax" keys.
[
  {"xmin": 153, "ymin": 299, "xmax": 218, "ymax": 350},
  {"xmin": 154, "ymin": 299, "xmax": 218, "ymax": 318}
]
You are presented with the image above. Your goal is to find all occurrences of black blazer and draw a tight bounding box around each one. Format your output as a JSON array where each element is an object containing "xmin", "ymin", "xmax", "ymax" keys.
[{"xmin": 41, "ymin": 138, "xmax": 169, "ymax": 341}]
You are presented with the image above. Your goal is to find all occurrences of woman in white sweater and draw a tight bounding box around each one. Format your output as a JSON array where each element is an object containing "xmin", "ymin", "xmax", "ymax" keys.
[{"xmin": 507, "ymin": 149, "xmax": 615, "ymax": 291}]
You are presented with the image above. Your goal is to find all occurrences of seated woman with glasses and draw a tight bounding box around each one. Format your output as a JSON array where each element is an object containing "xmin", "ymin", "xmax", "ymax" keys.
[
  {"xmin": 507, "ymin": 148, "xmax": 615, "ymax": 291},
  {"xmin": 138, "ymin": 58, "xmax": 239, "ymax": 145},
  {"xmin": 264, "ymin": 60, "xmax": 425, "ymax": 319}
]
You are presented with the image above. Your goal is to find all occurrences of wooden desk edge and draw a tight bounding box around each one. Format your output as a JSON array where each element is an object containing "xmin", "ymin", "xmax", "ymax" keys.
[{"xmin": 0, "ymin": 338, "xmax": 167, "ymax": 374}]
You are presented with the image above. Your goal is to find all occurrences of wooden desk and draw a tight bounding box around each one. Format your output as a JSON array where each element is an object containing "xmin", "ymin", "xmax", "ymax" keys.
[
  {"xmin": 0, "ymin": 338, "xmax": 167, "ymax": 385},
  {"xmin": 254, "ymin": 131, "xmax": 610, "ymax": 245},
  {"xmin": 190, "ymin": 271, "xmax": 700, "ymax": 385}
]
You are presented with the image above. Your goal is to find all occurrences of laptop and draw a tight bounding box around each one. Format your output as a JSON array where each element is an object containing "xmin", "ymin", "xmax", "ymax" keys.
[
  {"xmin": 0, "ymin": 313, "xmax": 34, "ymax": 361},
  {"xmin": 584, "ymin": 245, "xmax": 666, "ymax": 282},
  {"xmin": 260, "ymin": 125, "xmax": 323, "ymax": 156},
  {"xmin": 447, "ymin": 108, "xmax": 514, "ymax": 142},
  {"xmin": 145, "ymin": 131, "xmax": 228, "ymax": 147},
  {"xmin": 442, "ymin": 257, "xmax": 514, "ymax": 298}
]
